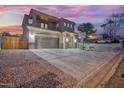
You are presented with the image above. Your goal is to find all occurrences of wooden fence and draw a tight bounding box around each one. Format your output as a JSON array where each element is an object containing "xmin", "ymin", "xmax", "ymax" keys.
[{"xmin": 1, "ymin": 36, "xmax": 28, "ymax": 49}]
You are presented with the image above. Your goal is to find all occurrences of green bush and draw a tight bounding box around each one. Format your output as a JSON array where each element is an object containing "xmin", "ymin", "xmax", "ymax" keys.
[{"xmin": 80, "ymin": 45, "xmax": 85, "ymax": 50}]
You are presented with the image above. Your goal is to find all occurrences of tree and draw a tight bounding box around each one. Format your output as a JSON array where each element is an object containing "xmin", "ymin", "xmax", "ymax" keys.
[
  {"xmin": 101, "ymin": 23, "xmax": 107, "ymax": 34},
  {"xmin": 111, "ymin": 13, "xmax": 124, "ymax": 40},
  {"xmin": 2, "ymin": 32, "xmax": 10, "ymax": 36},
  {"xmin": 107, "ymin": 19, "xmax": 114, "ymax": 39},
  {"xmin": 102, "ymin": 33, "xmax": 109, "ymax": 39},
  {"xmin": 101, "ymin": 12, "xmax": 124, "ymax": 40},
  {"xmin": 78, "ymin": 23, "xmax": 96, "ymax": 39}
]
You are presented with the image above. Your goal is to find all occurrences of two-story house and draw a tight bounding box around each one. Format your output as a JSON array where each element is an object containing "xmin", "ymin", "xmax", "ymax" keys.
[{"xmin": 22, "ymin": 9, "xmax": 76, "ymax": 48}]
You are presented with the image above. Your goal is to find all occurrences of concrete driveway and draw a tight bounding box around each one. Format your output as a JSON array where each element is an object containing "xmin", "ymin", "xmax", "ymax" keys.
[{"xmin": 31, "ymin": 48, "xmax": 118, "ymax": 80}]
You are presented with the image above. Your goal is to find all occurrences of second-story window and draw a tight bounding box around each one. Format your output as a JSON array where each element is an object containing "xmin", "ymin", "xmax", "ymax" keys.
[
  {"xmin": 56, "ymin": 23, "xmax": 59, "ymax": 27},
  {"xmin": 67, "ymin": 23, "xmax": 70, "ymax": 28},
  {"xmin": 41, "ymin": 23, "xmax": 44, "ymax": 28},
  {"xmin": 45, "ymin": 24, "xmax": 48, "ymax": 29},
  {"xmin": 28, "ymin": 18, "xmax": 33, "ymax": 24},
  {"xmin": 64, "ymin": 22, "xmax": 66, "ymax": 27},
  {"xmin": 70, "ymin": 24, "xmax": 73, "ymax": 28}
]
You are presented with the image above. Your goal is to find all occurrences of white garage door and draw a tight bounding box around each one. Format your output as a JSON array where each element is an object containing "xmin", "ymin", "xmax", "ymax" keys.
[{"xmin": 36, "ymin": 36, "xmax": 59, "ymax": 48}]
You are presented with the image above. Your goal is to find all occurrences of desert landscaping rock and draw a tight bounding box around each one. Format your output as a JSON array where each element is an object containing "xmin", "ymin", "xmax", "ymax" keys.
[{"xmin": 0, "ymin": 50, "xmax": 77, "ymax": 88}]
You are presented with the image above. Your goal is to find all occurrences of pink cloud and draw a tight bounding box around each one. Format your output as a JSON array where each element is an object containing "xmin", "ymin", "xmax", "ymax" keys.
[
  {"xmin": 0, "ymin": 5, "xmax": 124, "ymax": 25},
  {"xmin": 65, "ymin": 5, "xmax": 90, "ymax": 13},
  {"xmin": 56, "ymin": 10, "xmax": 110, "ymax": 20},
  {"xmin": 0, "ymin": 5, "xmax": 7, "ymax": 11},
  {"xmin": 0, "ymin": 25, "xmax": 22, "ymax": 34},
  {"xmin": 0, "ymin": 5, "xmax": 123, "ymax": 17},
  {"xmin": 41, "ymin": 5, "xmax": 59, "ymax": 13},
  {"xmin": 0, "ymin": 5, "xmax": 60, "ymax": 15},
  {"xmin": 99, "ymin": 5, "xmax": 124, "ymax": 10},
  {"xmin": 0, "ymin": 5, "xmax": 39, "ymax": 14}
]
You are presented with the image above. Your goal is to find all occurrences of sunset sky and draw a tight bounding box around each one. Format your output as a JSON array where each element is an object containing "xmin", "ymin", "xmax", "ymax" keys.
[{"xmin": 0, "ymin": 5, "xmax": 124, "ymax": 37}]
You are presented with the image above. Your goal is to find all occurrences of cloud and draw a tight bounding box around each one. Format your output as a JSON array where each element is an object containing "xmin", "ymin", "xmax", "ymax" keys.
[
  {"xmin": 0, "ymin": 5, "xmax": 39, "ymax": 14},
  {"xmin": 0, "ymin": 5, "xmax": 123, "ymax": 19},
  {"xmin": 99, "ymin": 5, "xmax": 124, "ymax": 10},
  {"xmin": 0, "ymin": 5, "xmax": 6, "ymax": 11},
  {"xmin": 0, "ymin": 5, "xmax": 123, "ymax": 24},
  {"xmin": 0, "ymin": 25, "xmax": 22, "ymax": 34}
]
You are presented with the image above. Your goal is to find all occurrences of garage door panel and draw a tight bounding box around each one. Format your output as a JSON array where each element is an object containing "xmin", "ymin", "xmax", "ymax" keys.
[{"xmin": 36, "ymin": 36, "xmax": 59, "ymax": 48}]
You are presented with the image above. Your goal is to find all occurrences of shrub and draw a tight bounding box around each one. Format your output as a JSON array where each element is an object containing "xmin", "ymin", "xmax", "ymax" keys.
[
  {"xmin": 80, "ymin": 45, "xmax": 85, "ymax": 50},
  {"xmin": 89, "ymin": 46, "xmax": 95, "ymax": 49}
]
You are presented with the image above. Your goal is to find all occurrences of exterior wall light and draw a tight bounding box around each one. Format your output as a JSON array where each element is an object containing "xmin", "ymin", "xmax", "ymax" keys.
[
  {"xmin": 65, "ymin": 38, "xmax": 69, "ymax": 43},
  {"xmin": 29, "ymin": 33, "xmax": 35, "ymax": 43},
  {"xmin": 29, "ymin": 33, "xmax": 35, "ymax": 39},
  {"xmin": 74, "ymin": 39, "xmax": 77, "ymax": 43},
  {"xmin": 78, "ymin": 36, "xmax": 81, "ymax": 39}
]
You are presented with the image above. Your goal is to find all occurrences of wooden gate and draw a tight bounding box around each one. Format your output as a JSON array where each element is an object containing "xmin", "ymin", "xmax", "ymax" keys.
[{"xmin": 1, "ymin": 36, "xmax": 28, "ymax": 49}]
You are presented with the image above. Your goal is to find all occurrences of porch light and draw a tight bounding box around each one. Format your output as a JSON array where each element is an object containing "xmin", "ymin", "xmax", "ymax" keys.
[
  {"xmin": 29, "ymin": 33, "xmax": 35, "ymax": 39},
  {"xmin": 74, "ymin": 39, "xmax": 77, "ymax": 43},
  {"xmin": 65, "ymin": 38, "xmax": 69, "ymax": 43}
]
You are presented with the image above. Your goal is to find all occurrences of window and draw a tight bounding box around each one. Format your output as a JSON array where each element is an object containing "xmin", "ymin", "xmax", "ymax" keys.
[
  {"xmin": 64, "ymin": 22, "xmax": 66, "ymax": 27},
  {"xmin": 28, "ymin": 18, "xmax": 33, "ymax": 24},
  {"xmin": 56, "ymin": 23, "xmax": 59, "ymax": 27},
  {"xmin": 67, "ymin": 23, "xmax": 70, "ymax": 27},
  {"xmin": 41, "ymin": 23, "xmax": 44, "ymax": 28},
  {"xmin": 70, "ymin": 24, "xmax": 73, "ymax": 28},
  {"xmin": 45, "ymin": 24, "xmax": 48, "ymax": 29}
]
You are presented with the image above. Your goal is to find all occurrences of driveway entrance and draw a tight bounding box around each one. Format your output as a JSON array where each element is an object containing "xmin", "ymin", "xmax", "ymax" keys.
[{"xmin": 31, "ymin": 49, "xmax": 117, "ymax": 80}]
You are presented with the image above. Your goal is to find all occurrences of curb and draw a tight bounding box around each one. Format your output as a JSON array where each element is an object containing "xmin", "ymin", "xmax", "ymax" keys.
[
  {"xmin": 76, "ymin": 51, "xmax": 123, "ymax": 88},
  {"xmin": 98, "ymin": 52, "xmax": 124, "ymax": 87}
]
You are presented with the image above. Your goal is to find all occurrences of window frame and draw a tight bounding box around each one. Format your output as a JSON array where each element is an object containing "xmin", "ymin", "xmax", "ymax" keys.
[
  {"xmin": 45, "ymin": 23, "xmax": 48, "ymax": 29},
  {"xmin": 41, "ymin": 23, "xmax": 44, "ymax": 28},
  {"xmin": 28, "ymin": 18, "xmax": 33, "ymax": 24},
  {"xmin": 64, "ymin": 22, "xmax": 66, "ymax": 27}
]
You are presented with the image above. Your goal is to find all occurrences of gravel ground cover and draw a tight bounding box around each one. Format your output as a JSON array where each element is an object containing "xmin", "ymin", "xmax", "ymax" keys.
[
  {"xmin": 105, "ymin": 54, "xmax": 124, "ymax": 88},
  {"xmin": 0, "ymin": 50, "xmax": 77, "ymax": 88}
]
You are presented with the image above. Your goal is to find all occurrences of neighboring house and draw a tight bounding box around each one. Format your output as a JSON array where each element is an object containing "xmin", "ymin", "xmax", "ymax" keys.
[{"xmin": 22, "ymin": 9, "xmax": 76, "ymax": 49}]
